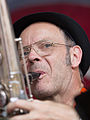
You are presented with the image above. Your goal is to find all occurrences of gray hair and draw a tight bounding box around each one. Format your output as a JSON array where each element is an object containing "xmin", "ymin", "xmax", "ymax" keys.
[{"xmin": 62, "ymin": 29, "xmax": 83, "ymax": 80}]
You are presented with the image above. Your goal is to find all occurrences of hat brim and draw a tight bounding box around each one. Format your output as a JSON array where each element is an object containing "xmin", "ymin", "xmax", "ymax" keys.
[{"xmin": 13, "ymin": 12, "xmax": 90, "ymax": 76}]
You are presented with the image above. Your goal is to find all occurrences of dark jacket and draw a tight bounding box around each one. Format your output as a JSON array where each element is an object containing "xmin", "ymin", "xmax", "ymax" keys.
[{"xmin": 75, "ymin": 90, "xmax": 90, "ymax": 120}]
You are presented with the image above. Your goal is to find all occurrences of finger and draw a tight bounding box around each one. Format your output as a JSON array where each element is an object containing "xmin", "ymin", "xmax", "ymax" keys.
[
  {"xmin": 7, "ymin": 99, "xmax": 34, "ymax": 113},
  {"xmin": 9, "ymin": 113, "xmax": 31, "ymax": 120}
]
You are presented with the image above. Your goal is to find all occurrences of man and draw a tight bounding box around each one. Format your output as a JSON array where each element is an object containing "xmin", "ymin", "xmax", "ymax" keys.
[{"xmin": 7, "ymin": 12, "xmax": 90, "ymax": 120}]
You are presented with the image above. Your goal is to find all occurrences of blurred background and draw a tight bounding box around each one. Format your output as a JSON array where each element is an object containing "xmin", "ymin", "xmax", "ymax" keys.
[{"xmin": 7, "ymin": 0, "xmax": 90, "ymax": 89}]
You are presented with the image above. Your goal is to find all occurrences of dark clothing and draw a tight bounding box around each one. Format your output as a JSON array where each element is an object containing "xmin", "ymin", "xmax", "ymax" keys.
[{"xmin": 75, "ymin": 90, "xmax": 90, "ymax": 120}]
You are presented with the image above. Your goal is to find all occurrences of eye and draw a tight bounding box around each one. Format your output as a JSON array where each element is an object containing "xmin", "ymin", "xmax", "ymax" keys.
[
  {"xmin": 45, "ymin": 43, "xmax": 52, "ymax": 48},
  {"xmin": 23, "ymin": 46, "xmax": 30, "ymax": 56},
  {"xmin": 36, "ymin": 41, "xmax": 53, "ymax": 50},
  {"xmin": 24, "ymin": 51, "xmax": 29, "ymax": 56}
]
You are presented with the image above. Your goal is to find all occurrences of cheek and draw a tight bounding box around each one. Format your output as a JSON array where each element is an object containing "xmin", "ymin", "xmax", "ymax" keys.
[
  {"xmin": 50, "ymin": 52, "xmax": 66, "ymax": 74},
  {"xmin": 49, "ymin": 53, "xmax": 67, "ymax": 82}
]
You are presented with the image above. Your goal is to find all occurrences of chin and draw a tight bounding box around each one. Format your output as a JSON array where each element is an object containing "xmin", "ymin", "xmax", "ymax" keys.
[
  {"xmin": 31, "ymin": 76, "xmax": 55, "ymax": 99},
  {"xmin": 33, "ymin": 91, "xmax": 51, "ymax": 100},
  {"xmin": 32, "ymin": 86, "xmax": 55, "ymax": 100}
]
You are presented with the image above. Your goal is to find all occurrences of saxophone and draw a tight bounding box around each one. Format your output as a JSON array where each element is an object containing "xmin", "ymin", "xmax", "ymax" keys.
[{"xmin": 0, "ymin": 0, "xmax": 40, "ymax": 119}]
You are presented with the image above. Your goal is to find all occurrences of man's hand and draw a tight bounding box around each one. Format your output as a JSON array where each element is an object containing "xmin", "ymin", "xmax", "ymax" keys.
[{"xmin": 7, "ymin": 99, "xmax": 80, "ymax": 120}]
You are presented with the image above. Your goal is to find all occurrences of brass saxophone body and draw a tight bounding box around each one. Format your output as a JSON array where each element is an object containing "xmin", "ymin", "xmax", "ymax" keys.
[{"xmin": 0, "ymin": 0, "xmax": 27, "ymax": 119}]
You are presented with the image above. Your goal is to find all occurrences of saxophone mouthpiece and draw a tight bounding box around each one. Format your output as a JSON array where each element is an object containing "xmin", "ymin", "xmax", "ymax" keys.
[{"xmin": 24, "ymin": 72, "xmax": 41, "ymax": 84}]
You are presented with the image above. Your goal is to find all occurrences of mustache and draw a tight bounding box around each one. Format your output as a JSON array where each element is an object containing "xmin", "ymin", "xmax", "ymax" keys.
[{"xmin": 27, "ymin": 63, "xmax": 48, "ymax": 72}]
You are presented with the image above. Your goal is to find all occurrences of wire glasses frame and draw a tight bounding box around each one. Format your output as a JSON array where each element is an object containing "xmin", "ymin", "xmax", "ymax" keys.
[{"xmin": 18, "ymin": 40, "xmax": 72, "ymax": 60}]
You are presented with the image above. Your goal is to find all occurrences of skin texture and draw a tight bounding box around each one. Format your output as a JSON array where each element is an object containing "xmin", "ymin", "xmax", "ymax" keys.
[
  {"xmin": 8, "ymin": 100, "xmax": 80, "ymax": 120},
  {"xmin": 7, "ymin": 22, "xmax": 83, "ymax": 120}
]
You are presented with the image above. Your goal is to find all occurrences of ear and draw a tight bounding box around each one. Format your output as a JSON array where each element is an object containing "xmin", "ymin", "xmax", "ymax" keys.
[{"xmin": 70, "ymin": 45, "xmax": 82, "ymax": 68}]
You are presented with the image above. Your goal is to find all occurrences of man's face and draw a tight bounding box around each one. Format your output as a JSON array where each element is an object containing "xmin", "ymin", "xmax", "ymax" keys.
[{"xmin": 20, "ymin": 22, "xmax": 72, "ymax": 100}]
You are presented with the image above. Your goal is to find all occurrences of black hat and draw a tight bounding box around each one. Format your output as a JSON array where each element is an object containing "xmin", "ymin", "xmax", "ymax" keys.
[{"xmin": 13, "ymin": 12, "xmax": 90, "ymax": 76}]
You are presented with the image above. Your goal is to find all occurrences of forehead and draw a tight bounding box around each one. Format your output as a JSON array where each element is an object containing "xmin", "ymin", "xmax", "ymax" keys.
[{"xmin": 20, "ymin": 22, "xmax": 65, "ymax": 44}]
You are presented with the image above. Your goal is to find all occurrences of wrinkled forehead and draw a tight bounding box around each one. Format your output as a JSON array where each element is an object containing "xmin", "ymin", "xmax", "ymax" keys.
[{"xmin": 20, "ymin": 22, "xmax": 66, "ymax": 45}]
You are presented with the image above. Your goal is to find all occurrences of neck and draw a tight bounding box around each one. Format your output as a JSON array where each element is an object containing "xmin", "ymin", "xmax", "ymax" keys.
[{"xmin": 48, "ymin": 71, "xmax": 83, "ymax": 106}]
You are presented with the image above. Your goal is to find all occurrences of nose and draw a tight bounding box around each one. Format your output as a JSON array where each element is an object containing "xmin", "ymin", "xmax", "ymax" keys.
[{"xmin": 28, "ymin": 48, "xmax": 41, "ymax": 63}]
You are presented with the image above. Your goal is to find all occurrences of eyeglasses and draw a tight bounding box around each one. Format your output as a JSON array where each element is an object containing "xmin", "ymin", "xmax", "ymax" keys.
[{"xmin": 18, "ymin": 40, "xmax": 72, "ymax": 60}]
